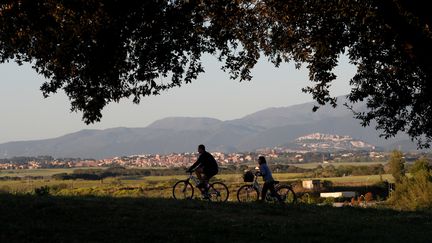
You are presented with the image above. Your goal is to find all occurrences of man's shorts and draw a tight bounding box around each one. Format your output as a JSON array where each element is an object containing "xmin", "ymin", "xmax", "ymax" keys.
[{"xmin": 202, "ymin": 169, "xmax": 218, "ymax": 180}]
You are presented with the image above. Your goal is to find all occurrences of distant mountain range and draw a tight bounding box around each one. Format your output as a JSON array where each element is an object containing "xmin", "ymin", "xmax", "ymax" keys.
[{"xmin": 0, "ymin": 96, "xmax": 426, "ymax": 159}]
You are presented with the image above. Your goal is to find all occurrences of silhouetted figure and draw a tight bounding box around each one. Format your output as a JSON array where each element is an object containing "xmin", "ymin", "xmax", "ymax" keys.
[
  {"xmin": 187, "ymin": 144, "xmax": 219, "ymax": 196},
  {"xmin": 257, "ymin": 156, "xmax": 283, "ymax": 203}
]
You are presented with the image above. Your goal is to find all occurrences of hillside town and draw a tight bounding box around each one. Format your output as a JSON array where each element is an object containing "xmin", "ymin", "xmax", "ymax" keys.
[
  {"xmin": 0, "ymin": 149, "xmax": 404, "ymax": 170},
  {"xmin": 0, "ymin": 133, "xmax": 429, "ymax": 170},
  {"xmin": 294, "ymin": 133, "xmax": 375, "ymax": 150}
]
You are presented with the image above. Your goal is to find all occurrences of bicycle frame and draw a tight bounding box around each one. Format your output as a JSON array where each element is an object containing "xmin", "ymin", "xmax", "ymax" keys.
[
  {"xmin": 252, "ymin": 174, "xmax": 262, "ymax": 194},
  {"xmin": 185, "ymin": 172, "xmax": 202, "ymax": 187},
  {"xmin": 184, "ymin": 172, "xmax": 214, "ymax": 197},
  {"xmin": 173, "ymin": 172, "xmax": 229, "ymax": 202},
  {"xmin": 237, "ymin": 171, "xmax": 296, "ymax": 203},
  {"xmin": 249, "ymin": 173, "xmax": 282, "ymax": 201}
]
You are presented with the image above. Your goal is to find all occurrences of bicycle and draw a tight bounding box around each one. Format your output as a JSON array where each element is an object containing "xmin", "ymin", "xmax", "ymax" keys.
[
  {"xmin": 237, "ymin": 170, "xmax": 297, "ymax": 204},
  {"xmin": 172, "ymin": 171, "xmax": 229, "ymax": 202}
]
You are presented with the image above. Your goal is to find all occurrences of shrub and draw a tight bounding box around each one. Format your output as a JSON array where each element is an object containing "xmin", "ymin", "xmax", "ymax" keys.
[
  {"xmin": 323, "ymin": 197, "xmax": 335, "ymax": 205},
  {"xmin": 388, "ymin": 170, "xmax": 432, "ymax": 210},
  {"xmin": 388, "ymin": 150, "xmax": 406, "ymax": 183},
  {"xmin": 299, "ymin": 193, "xmax": 317, "ymax": 204},
  {"xmin": 34, "ymin": 186, "xmax": 50, "ymax": 196},
  {"xmin": 321, "ymin": 180, "xmax": 333, "ymax": 189},
  {"xmin": 350, "ymin": 197, "xmax": 357, "ymax": 206},
  {"xmin": 410, "ymin": 157, "xmax": 431, "ymax": 175},
  {"xmin": 365, "ymin": 192, "xmax": 373, "ymax": 202}
]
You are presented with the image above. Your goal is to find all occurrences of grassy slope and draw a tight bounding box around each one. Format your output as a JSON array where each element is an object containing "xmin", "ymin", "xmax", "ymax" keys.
[{"xmin": 0, "ymin": 194, "xmax": 431, "ymax": 243}]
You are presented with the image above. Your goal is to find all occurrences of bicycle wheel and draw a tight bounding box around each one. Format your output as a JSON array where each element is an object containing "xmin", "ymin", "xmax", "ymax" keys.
[
  {"xmin": 276, "ymin": 185, "xmax": 297, "ymax": 204},
  {"xmin": 237, "ymin": 185, "xmax": 259, "ymax": 202},
  {"xmin": 208, "ymin": 182, "xmax": 229, "ymax": 202},
  {"xmin": 172, "ymin": 180, "xmax": 194, "ymax": 200}
]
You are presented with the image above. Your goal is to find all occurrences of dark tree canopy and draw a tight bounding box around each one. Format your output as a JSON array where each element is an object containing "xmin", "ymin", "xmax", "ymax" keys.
[{"xmin": 1, "ymin": 0, "xmax": 432, "ymax": 147}]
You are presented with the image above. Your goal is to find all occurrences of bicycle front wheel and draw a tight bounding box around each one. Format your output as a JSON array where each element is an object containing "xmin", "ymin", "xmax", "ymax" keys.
[
  {"xmin": 208, "ymin": 182, "xmax": 229, "ymax": 202},
  {"xmin": 276, "ymin": 185, "xmax": 297, "ymax": 204},
  {"xmin": 237, "ymin": 185, "xmax": 259, "ymax": 202},
  {"xmin": 172, "ymin": 180, "xmax": 194, "ymax": 200}
]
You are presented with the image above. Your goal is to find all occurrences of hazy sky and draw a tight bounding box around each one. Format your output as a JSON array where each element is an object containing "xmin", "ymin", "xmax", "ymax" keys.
[{"xmin": 0, "ymin": 54, "xmax": 355, "ymax": 143}]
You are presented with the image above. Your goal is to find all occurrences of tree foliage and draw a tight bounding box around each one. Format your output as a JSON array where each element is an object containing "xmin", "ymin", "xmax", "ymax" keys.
[
  {"xmin": 389, "ymin": 157, "xmax": 432, "ymax": 210},
  {"xmin": 409, "ymin": 157, "xmax": 431, "ymax": 175},
  {"xmin": 388, "ymin": 150, "xmax": 405, "ymax": 183},
  {"xmin": 1, "ymin": 0, "xmax": 432, "ymax": 147}
]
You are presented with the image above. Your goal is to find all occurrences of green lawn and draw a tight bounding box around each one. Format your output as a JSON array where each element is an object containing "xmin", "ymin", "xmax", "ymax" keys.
[{"xmin": 0, "ymin": 194, "xmax": 430, "ymax": 243}]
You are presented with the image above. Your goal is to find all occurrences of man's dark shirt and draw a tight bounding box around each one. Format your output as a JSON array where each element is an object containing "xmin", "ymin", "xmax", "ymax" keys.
[{"xmin": 189, "ymin": 151, "xmax": 218, "ymax": 175}]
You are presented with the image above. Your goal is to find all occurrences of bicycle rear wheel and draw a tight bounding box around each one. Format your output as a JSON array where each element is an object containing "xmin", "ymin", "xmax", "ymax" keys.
[
  {"xmin": 208, "ymin": 182, "xmax": 229, "ymax": 202},
  {"xmin": 172, "ymin": 180, "xmax": 194, "ymax": 200},
  {"xmin": 276, "ymin": 185, "xmax": 297, "ymax": 204},
  {"xmin": 237, "ymin": 185, "xmax": 259, "ymax": 202}
]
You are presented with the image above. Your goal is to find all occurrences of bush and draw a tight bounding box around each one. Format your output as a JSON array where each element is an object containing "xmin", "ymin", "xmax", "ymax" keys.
[
  {"xmin": 323, "ymin": 197, "xmax": 335, "ymax": 205},
  {"xmin": 410, "ymin": 157, "xmax": 431, "ymax": 175},
  {"xmin": 365, "ymin": 192, "xmax": 373, "ymax": 202},
  {"xmin": 299, "ymin": 193, "xmax": 318, "ymax": 204},
  {"xmin": 388, "ymin": 170, "xmax": 432, "ymax": 210},
  {"xmin": 388, "ymin": 150, "xmax": 406, "ymax": 183},
  {"xmin": 387, "ymin": 157, "xmax": 432, "ymax": 210},
  {"xmin": 34, "ymin": 186, "xmax": 50, "ymax": 196},
  {"xmin": 321, "ymin": 180, "xmax": 333, "ymax": 189}
]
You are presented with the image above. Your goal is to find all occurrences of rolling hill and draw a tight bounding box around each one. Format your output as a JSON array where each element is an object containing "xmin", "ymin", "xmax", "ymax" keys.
[{"xmin": 0, "ymin": 96, "xmax": 423, "ymax": 159}]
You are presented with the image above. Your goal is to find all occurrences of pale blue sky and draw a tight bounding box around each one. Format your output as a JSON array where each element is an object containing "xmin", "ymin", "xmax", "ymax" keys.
[{"xmin": 0, "ymin": 55, "xmax": 355, "ymax": 143}]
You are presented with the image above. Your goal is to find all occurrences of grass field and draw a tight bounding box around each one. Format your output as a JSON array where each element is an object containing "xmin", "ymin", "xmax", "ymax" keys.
[
  {"xmin": 0, "ymin": 167, "xmax": 427, "ymax": 242},
  {"xmin": 0, "ymin": 167, "xmax": 393, "ymax": 201},
  {"xmin": 0, "ymin": 194, "xmax": 431, "ymax": 243}
]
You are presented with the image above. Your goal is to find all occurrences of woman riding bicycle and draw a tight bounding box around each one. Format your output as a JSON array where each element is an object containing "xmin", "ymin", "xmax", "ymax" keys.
[{"xmin": 257, "ymin": 156, "xmax": 283, "ymax": 203}]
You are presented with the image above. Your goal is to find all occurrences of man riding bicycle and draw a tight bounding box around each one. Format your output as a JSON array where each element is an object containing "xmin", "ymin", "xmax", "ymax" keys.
[{"xmin": 186, "ymin": 144, "xmax": 219, "ymax": 195}]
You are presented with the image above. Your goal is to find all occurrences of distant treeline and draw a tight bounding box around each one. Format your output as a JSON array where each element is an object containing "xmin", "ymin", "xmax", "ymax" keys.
[
  {"xmin": 50, "ymin": 163, "xmax": 386, "ymax": 181},
  {"xmin": 0, "ymin": 156, "xmax": 55, "ymax": 165},
  {"xmin": 51, "ymin": 166, "xmax": 189, "ymax": 180},
  {"xmin": 222, "ymin": 164, "xmax": 310, "ymax": 174},
  {"xmin": 50, "ymin": 164, "xmax": 311, "ymax": 180},
  {"xmin": 0, "ymin": 176, "xmax": 44, "ymax": 181},
  {"xmin": 0, "ymin": 156, "xmax": 92, "ymax": 164},
  {"xmin": 309, "ymin": 164, "xmax": 385, "ymax": 178}
]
